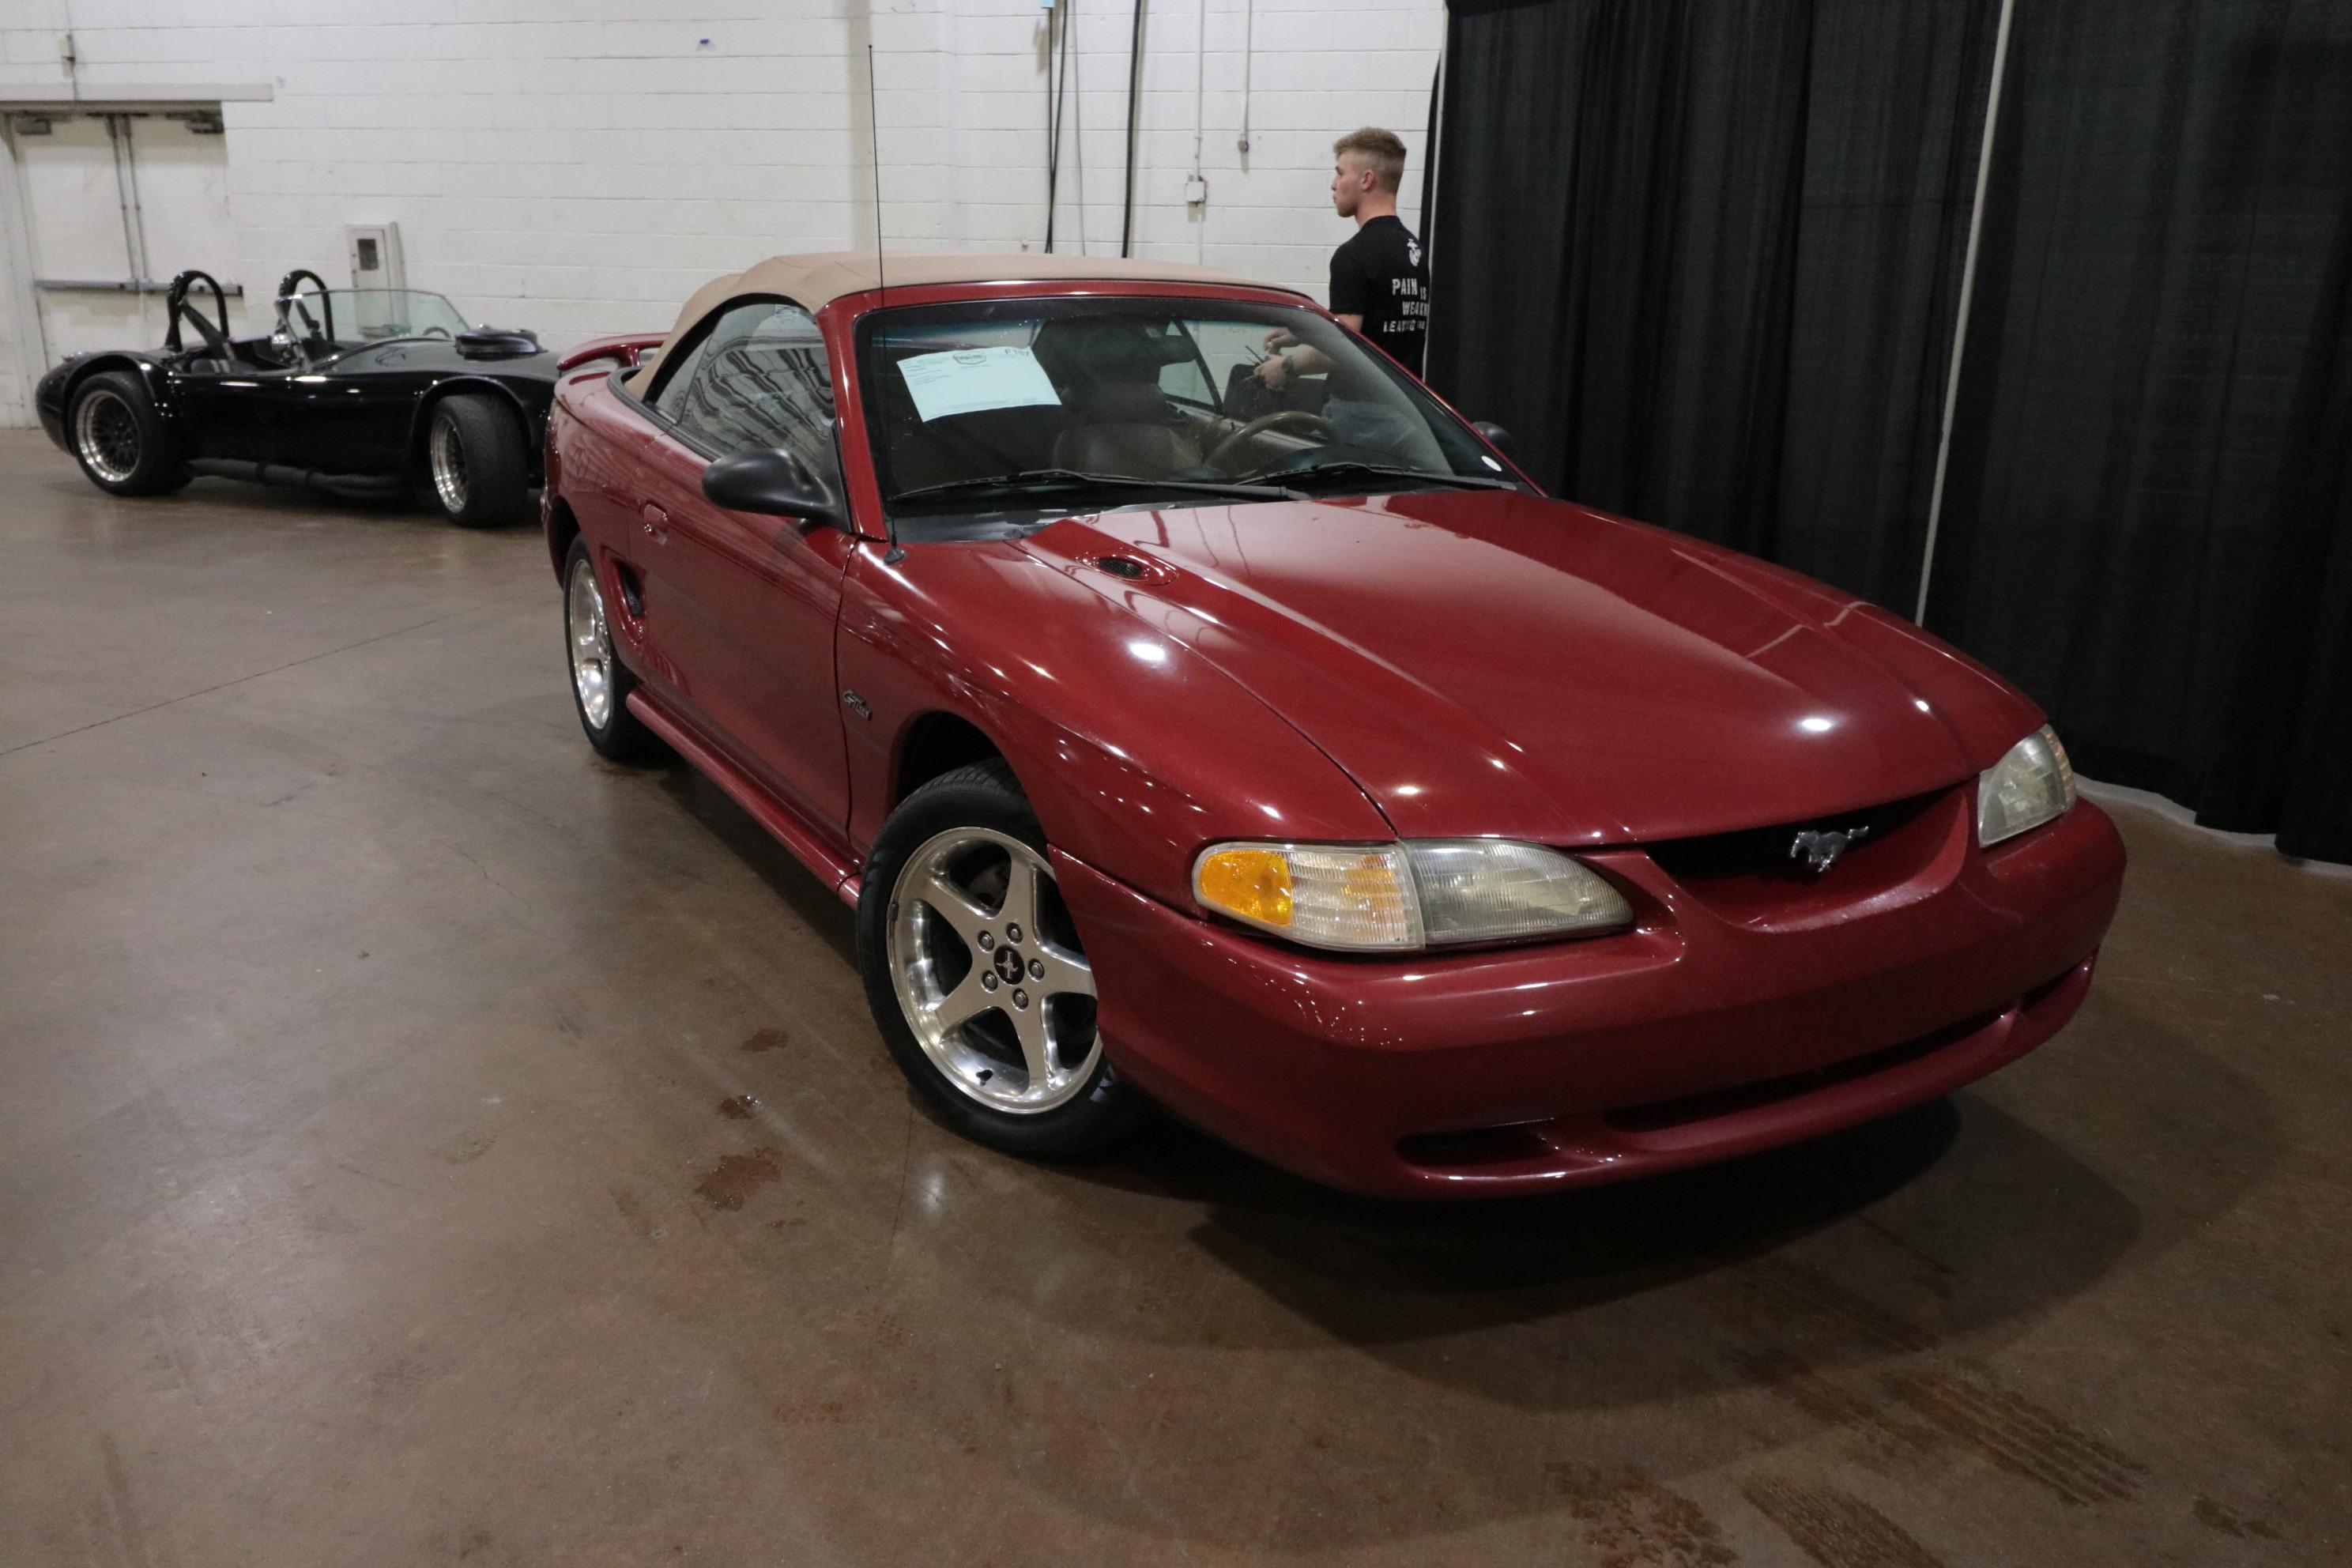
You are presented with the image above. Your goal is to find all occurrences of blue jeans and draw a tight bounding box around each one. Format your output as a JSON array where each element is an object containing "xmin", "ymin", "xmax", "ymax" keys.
[{"xmin": 1323, "ymin": 397, "xmax": 1421, "ymax": 455}]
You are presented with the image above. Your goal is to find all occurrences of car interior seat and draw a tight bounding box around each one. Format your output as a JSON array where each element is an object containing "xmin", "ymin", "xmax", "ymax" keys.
[{"xmin": 1040, "ymin": 325, "xmax": 1215, "ymax": 477}]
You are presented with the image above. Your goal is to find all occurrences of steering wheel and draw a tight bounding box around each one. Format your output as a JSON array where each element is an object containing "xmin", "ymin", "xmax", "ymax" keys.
[
  {"xmin": 419, "ymin": 326, "xmax": 451, "ymax": 339},
  {"xmin": 1205, "ymin": 409, "xmax": 1338, "ymax": 472}
]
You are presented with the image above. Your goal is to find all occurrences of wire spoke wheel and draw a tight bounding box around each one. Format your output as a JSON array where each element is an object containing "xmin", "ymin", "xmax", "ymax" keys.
[
  {"xmin": 74, "ymin": 389, "xmax": 141, "ymax": 484},
  {"xmin": 566, "ymin": 555, "xmax": 614, "ymax": 730},
  {"xmin": 428, "ymin": 414, "xmax": 469, "ymax": 514},
  {"xmin": 887, "ymin": 826, "xmax": 1099, "ymax": 1114}
]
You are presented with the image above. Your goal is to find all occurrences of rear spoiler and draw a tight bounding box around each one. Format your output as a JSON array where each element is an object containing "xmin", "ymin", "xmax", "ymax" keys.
[{"xmin": 556, "ymin": 332, "xmax": 665, "ymax": 375}]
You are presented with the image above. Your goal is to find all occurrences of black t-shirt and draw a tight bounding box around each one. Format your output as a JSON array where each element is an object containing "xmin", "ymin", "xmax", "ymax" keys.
[{"xmin": 1328, "ymin": 214, "xmax": 1428, "ymax": 379}]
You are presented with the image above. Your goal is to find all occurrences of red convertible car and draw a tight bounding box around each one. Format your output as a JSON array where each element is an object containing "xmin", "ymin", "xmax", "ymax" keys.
[{"xmin": 543, "ymin": 253, "xmax": 2124, "ymax": 1198}]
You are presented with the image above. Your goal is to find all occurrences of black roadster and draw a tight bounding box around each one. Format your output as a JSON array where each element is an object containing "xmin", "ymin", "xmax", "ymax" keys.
[{"xmin": 36, "ymin": 269, "xmax": 559, "ymax": 527}]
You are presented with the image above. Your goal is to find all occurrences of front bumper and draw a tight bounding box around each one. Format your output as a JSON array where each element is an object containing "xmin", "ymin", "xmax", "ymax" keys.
[
  {"xmin": 34, "ymin": 372, "xmax": 69, "ymax": 449},
  {"xmin": 1056, "ymin": 793, "xmax": 2126, "ymax": 1198}
]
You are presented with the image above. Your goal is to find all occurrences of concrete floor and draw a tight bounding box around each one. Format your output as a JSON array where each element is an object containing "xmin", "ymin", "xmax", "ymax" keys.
[{"xmin": 1, "ymin": 426, "xmax": 2345, "ymax": 1568}]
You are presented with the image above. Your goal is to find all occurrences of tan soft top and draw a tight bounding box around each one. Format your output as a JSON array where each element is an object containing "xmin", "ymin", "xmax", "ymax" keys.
[{"xmin": 627, "ymin": 250, "xmax": 1300, "ymax": 392}]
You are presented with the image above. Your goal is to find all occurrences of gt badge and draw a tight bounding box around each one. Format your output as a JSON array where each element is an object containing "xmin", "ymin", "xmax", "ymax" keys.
[{"xmin": 1789, "ymin": 824, "xmax": 1871, "ymax": 875}]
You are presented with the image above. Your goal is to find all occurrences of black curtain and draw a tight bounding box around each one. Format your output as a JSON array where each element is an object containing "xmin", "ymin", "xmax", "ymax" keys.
[
  {"xmin": 1427, "ymin": 0, "xmax": 1999, "ymax": 609},
  {"xmin": 1925, "ymin": 0, "xmax": 2352, "ymax": 863},
  {"xmin": 1428, "ymin": 0, "xmax": 2352, "ymax": 863}
]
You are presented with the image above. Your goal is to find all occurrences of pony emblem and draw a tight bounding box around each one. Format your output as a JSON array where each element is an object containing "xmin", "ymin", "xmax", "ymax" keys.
[{"xmin": 1789, "ymin": 824, "xmax": 1871, "ymax": 875}]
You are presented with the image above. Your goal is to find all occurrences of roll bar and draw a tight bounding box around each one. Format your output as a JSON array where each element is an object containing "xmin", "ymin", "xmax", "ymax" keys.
[
  {"xmin": 163, "ymin": 270, "xmax": 232, "ymax": 356},
  {"xmin": 276, "ymin": 268, "xmax": 334, "ymax": 342}
]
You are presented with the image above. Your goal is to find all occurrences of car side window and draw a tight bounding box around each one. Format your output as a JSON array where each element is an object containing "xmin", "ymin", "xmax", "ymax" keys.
[
  {"xmin": 655, "ymin": 299, "xmax": 839, "ymax": 491},
  {"xmin": 646, "ymin": 335, "xmax": 710, "ymax": 417}
]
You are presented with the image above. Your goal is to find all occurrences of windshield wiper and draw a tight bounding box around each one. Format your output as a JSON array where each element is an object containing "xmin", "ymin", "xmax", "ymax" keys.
[
  {"xmin": 891, "ymin": 468, "xmax": 1296, "ymax": 507},
  {"xmin": 1232, "ymin": 461, "xmax": 1520, "ymax": 493}
]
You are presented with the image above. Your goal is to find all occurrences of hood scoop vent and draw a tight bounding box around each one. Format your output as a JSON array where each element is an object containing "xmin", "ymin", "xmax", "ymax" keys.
[
  {"xmin": 1088, "ymin": 552, "xmax": 1173, "ymax": 583},
  {"xmin": 455, "ymin": 326, "xmax": 541, "ymax": 360}
]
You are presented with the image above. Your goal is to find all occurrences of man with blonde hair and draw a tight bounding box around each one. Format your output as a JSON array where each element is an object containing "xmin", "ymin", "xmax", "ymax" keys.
[{"xmin": 1255, "ymin": 127, "xmax": 1430, "ymax": 448}]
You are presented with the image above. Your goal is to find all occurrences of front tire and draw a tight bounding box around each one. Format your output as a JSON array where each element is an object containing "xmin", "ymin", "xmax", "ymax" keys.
[
  {"xmin": 563, "ymin": 537, "xmax": 664, "ymax": 763},
  {"xmin": 69, "ymin": 371, "xmax": 187, "ymax": 496},
  {"xmin": 427, "ymin": 394, "xmax": 529, "ymax": 528},
  {"xmin": 858, "ymin": 760, "xmax": 1146, "ymax": 1158}
]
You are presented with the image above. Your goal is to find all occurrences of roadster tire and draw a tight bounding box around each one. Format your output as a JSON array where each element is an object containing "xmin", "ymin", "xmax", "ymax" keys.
[
  {"xmin": 562, "ymin": 537, "xmax": 665, "ymax": 763},
  {"xmin": 426, "ymin": 393, "xmax": 529, "ymax": 528},
  {"xmin": 858, "ymin": 760, "xmax": 1147, "ymax": 1158},
  {"xmin": 68, "ymin": 371, "xmax": 188, "ymax": 496}
]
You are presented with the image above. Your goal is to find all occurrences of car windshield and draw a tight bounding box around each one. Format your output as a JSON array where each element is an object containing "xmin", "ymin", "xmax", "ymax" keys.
[
  {"xmin": 282, "ymin": 288, "xmax": 471, "ymax": 344},
  {"xmin": 856, "ymin": 296, "xmax": 1517, "ymax": 521}
]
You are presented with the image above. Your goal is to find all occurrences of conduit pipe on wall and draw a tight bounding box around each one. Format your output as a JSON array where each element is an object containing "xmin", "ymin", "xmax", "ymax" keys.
[
  {"xmin": 1238, "ymin": 0, "xmax": 1255, "ymax": 154},
  {"xmin": 105, "ymin": 114, "xmax": 155, "ymax": 340},
  {"xmin": 1121, "ymin": 0, "xmax": 1146, "ymax": 256},
  {"xmin": 1045, "ymin": 0, "xmax": 1072, "ymax": 251}
]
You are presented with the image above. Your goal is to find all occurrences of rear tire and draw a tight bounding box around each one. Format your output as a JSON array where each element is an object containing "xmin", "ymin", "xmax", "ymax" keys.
[
  {"xmin": 69, "ymin": 371, "xmax": 187, "ymax": 496},
  {"xmin": 427, "ymin": 394, "xmax": 529, "ymax": 528},
  {"xmin": 563, "ymin": 537, "xmax": 665, "ymax": 763},
  {"xmin": 858, "ymin": 760, "xmax": 1147, "ymax": 1159}
]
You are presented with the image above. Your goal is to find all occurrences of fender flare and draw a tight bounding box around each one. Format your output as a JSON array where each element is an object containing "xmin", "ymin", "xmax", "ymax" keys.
[
  {"xmin": 56, "ymin": 353, "xmax": 180, "ymax": 426},
  {"xmin": 405, "ymin": 375, "xmax": 545, "ymax": 481}
]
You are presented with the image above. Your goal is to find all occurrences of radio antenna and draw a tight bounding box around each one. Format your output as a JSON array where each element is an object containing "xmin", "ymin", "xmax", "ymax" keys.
[{"xmin": 866, "ymin": 43, "xmax": 886, "ymax": 300}]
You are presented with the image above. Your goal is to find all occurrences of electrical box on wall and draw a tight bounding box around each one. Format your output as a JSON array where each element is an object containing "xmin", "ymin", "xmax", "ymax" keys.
[{"xmin": 345, "ymin": 223, "xmax": 404, "ymax": 290}]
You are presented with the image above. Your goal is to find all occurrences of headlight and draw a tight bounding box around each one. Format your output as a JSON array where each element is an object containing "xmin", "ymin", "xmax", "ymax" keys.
[
  {"xmin": 1191, "ymin": 839, "xmax": 1632, "ymax": 952},
  {"xmin": 1977, "ymin": 724, "xmax": 2075, "ymax": 847}
]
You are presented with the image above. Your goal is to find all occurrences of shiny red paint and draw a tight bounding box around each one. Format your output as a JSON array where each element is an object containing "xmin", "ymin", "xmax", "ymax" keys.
[
  {"xmin": 545, "ymin": 275, "xmax": 2126, "ymax": 1198},
  {"xmin": 552, "ymin": 332, "xmax": 665, "ymax": 374},
  {"xmin": 1058, "ymin": 798, "xmax": 2121, "ymax": 1197}
]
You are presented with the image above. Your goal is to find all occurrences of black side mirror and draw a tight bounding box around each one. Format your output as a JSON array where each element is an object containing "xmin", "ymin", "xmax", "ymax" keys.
[
  {"xmin": 702, "ymin": 447, "xmax": 844, "ymax": 529},
  {"xmin": 1472, "ymin": 420, "xmax": 1512, "ymax": 454}
]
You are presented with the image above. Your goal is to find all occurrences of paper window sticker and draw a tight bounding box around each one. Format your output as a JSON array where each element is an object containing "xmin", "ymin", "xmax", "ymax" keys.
[{"xmin": 896, "ymin": 345, "xmax": 1062, "ymax": 423}]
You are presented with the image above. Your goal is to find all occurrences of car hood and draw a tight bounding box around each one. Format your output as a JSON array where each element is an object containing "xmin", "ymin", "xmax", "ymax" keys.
[{"xmin": 1013, "ymin": 490, "xmax": 2043, "ymax": 846}]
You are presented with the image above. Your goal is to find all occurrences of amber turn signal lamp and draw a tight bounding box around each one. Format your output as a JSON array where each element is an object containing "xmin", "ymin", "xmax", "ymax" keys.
[{"xmin": 1194, "ymin": 846, "xmax": 1295, "ymax": 929}]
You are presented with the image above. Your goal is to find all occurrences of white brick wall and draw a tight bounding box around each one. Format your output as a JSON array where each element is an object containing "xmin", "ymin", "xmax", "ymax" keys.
[{"xmin": 0, "ymin": 0, "xmax": 1441, "ymax": 420}]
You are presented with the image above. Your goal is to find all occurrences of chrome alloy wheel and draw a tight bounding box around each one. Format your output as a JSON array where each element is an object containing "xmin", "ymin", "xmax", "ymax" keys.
[
  {"xmin": 74, "ymin": 388, "xmax": 141, "ymax": 483},
  {"xmin": 428, "ymin": 414, "xmax": 469, "ymax": 514},
  {"xmin": 566, "ymin": 555, "xmax": 615, "ymax": 730},
  {"xmin": 887, "ymin": 827, "xmax": 1100, "ymax": 1114}
]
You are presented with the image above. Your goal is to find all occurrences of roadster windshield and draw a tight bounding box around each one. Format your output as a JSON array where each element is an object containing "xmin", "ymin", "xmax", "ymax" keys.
[
  {"xmin": 857, "ymin": 296, "xmax": 1514, "ymax": 519},
  {"xmin": 281, "ymin": 288, "xmax": 470, "ymax": 344}
]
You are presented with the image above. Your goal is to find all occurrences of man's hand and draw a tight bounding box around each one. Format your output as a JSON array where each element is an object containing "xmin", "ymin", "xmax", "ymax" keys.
[
  {"xmin": 1253, "ymin": 353, "xmax": 1293, "ymax": 390},
  {"xmin": 1262, "ymin": 327, "xmax": 1299, "ymax": 352}
]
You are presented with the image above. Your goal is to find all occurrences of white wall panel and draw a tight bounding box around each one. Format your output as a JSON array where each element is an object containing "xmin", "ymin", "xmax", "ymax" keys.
[{"xmin": 0, "ymin": 0, "xmax": 1441, "ymax": 421}]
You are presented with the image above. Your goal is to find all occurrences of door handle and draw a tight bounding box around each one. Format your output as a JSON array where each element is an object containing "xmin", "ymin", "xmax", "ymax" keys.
[{"xmin": 640, "ymin": 502, "xmax": 669, "ymax": 543}]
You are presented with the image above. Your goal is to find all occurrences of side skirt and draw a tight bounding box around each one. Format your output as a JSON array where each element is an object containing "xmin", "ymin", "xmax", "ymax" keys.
[{"xmin": 624, "ymin": 689, "xmax": 865, "ymax": 909}]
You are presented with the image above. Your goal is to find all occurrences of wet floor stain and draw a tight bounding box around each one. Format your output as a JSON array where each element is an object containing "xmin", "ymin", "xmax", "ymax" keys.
[
  {"xmin": 434, "ymin": 1131, "xmax": 495, "ymax": 1165},
  {"xmin": 1702, "ymin": 1254, "xmax": 2154, "ymax": 1510},
  {"xmin": 739, "ymin": 1027, "xmax": 790, "ymax": 1054},
  {"xmin": 2192, "ymin": 1495, "xmax": 2285, "ymax": 1540},
  {"xmin": 694, "ymin": 1148, "xmax": 782, "ymax": 1210},
  {"xmin": 1547, "ymin": 1463, "xmax": 1736, "ymax": 1567},
  {"xmin": 716, "ymin": 1095, "xmax": 758, "ymax": 1120},
  {"xmin": 1881, "ymin": 1368, "xmax": 2145, "ymax": 1506},
  {"xmin": 1721, "ymin": 1257, "xmax": 1936, "ymax": 1357},
  {"xmin": 1731, "ymin": 1345, "xmax": 1938, "ymax": 1471},
  {"xmin": 1742, "ymin": 1476, "xmax": 1945, "ymax": 1567},
  {"xmin": 96, "ymin": 1434, "xmax": 163, "ymax": 1568}
]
